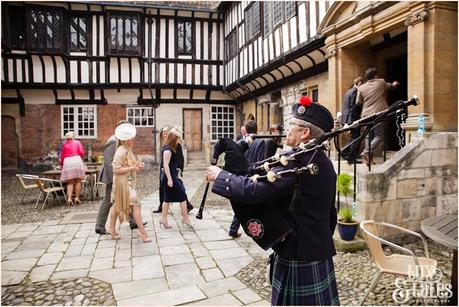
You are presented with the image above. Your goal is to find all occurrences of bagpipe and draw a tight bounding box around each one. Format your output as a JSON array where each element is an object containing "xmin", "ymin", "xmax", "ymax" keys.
[{"xmin": 197, "ymin": 96, "xmax": 419, "ymax": 250}]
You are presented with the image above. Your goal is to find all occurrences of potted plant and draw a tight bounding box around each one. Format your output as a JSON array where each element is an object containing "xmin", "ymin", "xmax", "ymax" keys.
[
  {"xmin": 337, "ymin": 207, "xmax": 359, "ymax": 241},
  {"xmin": 336, "ymin": 173, "xmax": 359, "ymax": 241}
]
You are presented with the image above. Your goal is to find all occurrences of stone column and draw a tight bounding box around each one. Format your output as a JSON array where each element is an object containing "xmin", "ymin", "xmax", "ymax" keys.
[{"xmin": 405, "ymin": 7, "xmax": 432, "ymax": 141}]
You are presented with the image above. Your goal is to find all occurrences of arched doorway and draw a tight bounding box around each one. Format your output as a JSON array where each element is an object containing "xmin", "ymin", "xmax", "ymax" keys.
[{"xmin": 1, "ymin": 116, "xmax": 19, "ymax": 169}]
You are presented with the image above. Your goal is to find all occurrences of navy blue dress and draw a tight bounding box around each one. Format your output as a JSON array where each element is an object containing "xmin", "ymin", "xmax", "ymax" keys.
[{"xmin": 161, "ymin": 145, "xmax": 187, "ymax": 202}]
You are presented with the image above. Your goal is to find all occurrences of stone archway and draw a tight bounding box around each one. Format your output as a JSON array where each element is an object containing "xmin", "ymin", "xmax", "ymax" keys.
[{"xmin": 2, "ymin": 116, "xmax": 19, "ymax": 169}]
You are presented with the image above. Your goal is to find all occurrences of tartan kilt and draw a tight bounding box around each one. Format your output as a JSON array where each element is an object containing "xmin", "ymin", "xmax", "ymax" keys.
[{"xmin": 271, "ymin": 255, "xmax": 340, "ymax": 306}]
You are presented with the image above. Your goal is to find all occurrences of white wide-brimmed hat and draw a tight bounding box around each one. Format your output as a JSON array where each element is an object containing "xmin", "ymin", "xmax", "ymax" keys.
[
  {"xmin": 170, "ymin": 126, "xmax": 183, "ymax": 138},
  {"xmin": 115, "ymin": 123, "xmax": 137, "ymax": 141}
]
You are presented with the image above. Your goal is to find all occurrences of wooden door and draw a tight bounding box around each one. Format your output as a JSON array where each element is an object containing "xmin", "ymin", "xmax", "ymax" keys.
[{"xmin": 183, "ymin": 109, "xmax": 202, "ymax": 151}]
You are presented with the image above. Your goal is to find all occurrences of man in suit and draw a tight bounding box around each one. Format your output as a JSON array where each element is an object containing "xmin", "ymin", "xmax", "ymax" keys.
[
  {"xmin": 95, "ymin": 120, "xmax": 146, "ymax": 234},
  {"xmin": 356, "ymin": 68, "xmax": 399, "ymax": 165},
  {"xmin": 206, "ymin": 97, "xmax": 339, "ymax": 305},
  {"xmin": 228, "ymin": 120, "xmax": 266, "ymax": 238},
  {"xmin": 340, "ymin": 77, "xmax": 363, "ymax": 163}
]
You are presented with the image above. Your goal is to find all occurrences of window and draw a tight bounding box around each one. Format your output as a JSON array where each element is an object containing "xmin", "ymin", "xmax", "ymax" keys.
[
  {"xmin": 69, "ymin": 15, "xmax": 88, "ymax": 51},
  {"xmin": 226, "ymin": 30, "xmax": 238, "ymax": 60},
  {"xmin": 108, "ymin": 12, "xmax": 141, "ymax": 55},
  {"xmin": 311, "ymin": 88, "xmax": 319, "ymax": 103},
  {"xmin": 7, "ymin": 5, "xmax": 26, "ymax": 49},
  {"xmin": 211, "ymin": 106, "xmax": 235, "ymax": 141},
  {"xmin": 285, "ymin": 2, "xmax": 297, "ymax": 19},
  {"xmin": 263, "ymin": 1, "xmax": 297, "ymax": 36},
  {"xmin": 177, "ymin": 20, "xmax": 193, "ymax": 55},
  {"xmin": 29, "ymin": 7, "xmax": 63, "ymax": 52},
  {"xmin": 245, "ymin": 2, "xmax": 260, "ymax": 41},
  {"xmin": 61, "ymin": 105, "xmax": 97, "ymax": 139},
  {"xmin": 126, "ymin": 107, "xmax": 154, "ymax": 127}
]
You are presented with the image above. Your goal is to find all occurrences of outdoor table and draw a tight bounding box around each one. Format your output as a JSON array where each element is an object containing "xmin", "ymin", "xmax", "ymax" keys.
[
  {"xmin": 421, "ymin": 215, "xmax": 457, "ymax": 306},
  {"xmin": 41, "ymin": 167, "xmax": 100, "ymax": 201}
]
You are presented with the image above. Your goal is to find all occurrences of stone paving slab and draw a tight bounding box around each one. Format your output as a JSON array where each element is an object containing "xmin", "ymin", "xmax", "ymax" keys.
[
  {"xmin": 111, "ymin": 278, "xmax": 169, "ymax": 301},
  {"xmin": 117, "ymin": 285, "xmax": 206, "ymax": 306},
  {"xmin": 189, "ymin": 293, "xmax": 242, "ymax": 306},
  {"xmin": 1, "ymin": 170, "xmax": 271, "ymax": 305}
]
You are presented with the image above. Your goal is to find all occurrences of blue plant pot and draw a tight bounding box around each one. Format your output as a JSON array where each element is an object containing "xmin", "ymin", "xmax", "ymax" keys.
[{"xmin": 337, "ymin": 220, "xmax": 358, "ymax": 241}]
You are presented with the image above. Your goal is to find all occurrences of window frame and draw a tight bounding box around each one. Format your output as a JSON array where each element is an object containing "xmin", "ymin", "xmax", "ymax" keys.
[
  {"xmin": 210, "ymin": 105, "xmax": 236, "ymax": 142},
  {"xmin": 68, "ymin": 12, "xmax": 90, "ymax": 53},
  {"xmin": 60, "ymin": 105, "xmax": 98, "ymax": 139},
  {"xmin": 263, "ymin": 1, "xmax": 297, "ymax": 37},
  {"xmin": 27, "ymin": 4, "xmax": 65, "ymax": 53},
  {"xmin": 126, "ymin": 106, "xmax": 155, "ymax": 127},
  {"xmin": 244, "ymin": 2, "xmax": 261, "ymax": 43},
  {"xmin": 176, "ymin": 19, "xmax": 194, "ymax": 57},
  {"xmin": 106, "ymin": 11, "xmax": 143, "ymax": 56},
  {"xmin": 225, "ymin": 29, "xmax": 238, "ymax": 61}
]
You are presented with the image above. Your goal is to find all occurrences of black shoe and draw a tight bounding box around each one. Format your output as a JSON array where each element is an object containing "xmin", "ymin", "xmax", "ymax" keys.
[
  {"xmin": 95, "ymin": 228, "xmax": 107, "ymax": 235},
  {"xmin": 152, "ymin": 206, "xmax": 162, "ymax": 214},
  {"xmin": 187, "ymin": 202, "xmax": 194, "ymax": 213},
  {"xmin": 130, "ymin": 222, "xmax": 148, "ymax": 230},
  {"xmin": 347, "ymin": 159, "xmax": 363, "ymax": 164},
  {"xmin": 229, "ymin": 233, "xmax": 242, "ymax": 238}
]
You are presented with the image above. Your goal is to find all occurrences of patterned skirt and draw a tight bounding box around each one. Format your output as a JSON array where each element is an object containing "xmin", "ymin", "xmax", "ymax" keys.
[
  {"xmin": 271, "ymin": 255, "xmax": 340, "ymax": 306},
  {"xmin": 60, "ymin": 156, "xmax": 86, "ymax": 182}
]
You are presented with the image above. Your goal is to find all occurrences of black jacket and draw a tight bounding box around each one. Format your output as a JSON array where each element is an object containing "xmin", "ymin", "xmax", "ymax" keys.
[
  {"xmin": 341, "ymin": 86, "xmax": 362, "ymax": 125},
  {"xmin": 212, "ymin": 149, "xmax": 337, "ymax": 261}
]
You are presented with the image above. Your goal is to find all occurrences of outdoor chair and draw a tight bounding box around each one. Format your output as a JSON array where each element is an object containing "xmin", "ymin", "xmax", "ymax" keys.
[
  {"xmin": 16, "ymin": 174, "xmax": 40, "ymax": 204},
  {"xmin": 34, "ymin": 177, "xmax": 67, "ymax": 210},
  {"xmin": 359, "ymin": 220, "xmax": 437, "ymax": 305}
]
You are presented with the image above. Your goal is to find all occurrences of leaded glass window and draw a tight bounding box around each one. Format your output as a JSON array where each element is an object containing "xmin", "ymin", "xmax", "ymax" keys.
[
  {"xmin": 29, "ymin": 7, "xmax": 63, "ymax": 52},
  {"xmin": 263, "ymin": 2, "xmax": 272, "ymax": 36},
  {"xmin": 245, "ymin": 2, "xmax": 260, "ymax": 41},
  {"xmin": 108, "ymin": 13, "xmax": 141, "ymax": 55},
  {"xmin": 177, "ymin": 20, "xmax": 193, "ymax": 55},
  {"xmin": 285, "ymin": 2, "xmax": 296, "ymax": 19},
  {"xmin": 272, "ymin": 2, "xmax": 283, "ymax": 26},
  {"xmin": 69, "ymin": 16, "xmax": 87, "ymax": 51},
  {"xmin": 226, "ymin": 30, "xmax": 238, "ymax": 60}
]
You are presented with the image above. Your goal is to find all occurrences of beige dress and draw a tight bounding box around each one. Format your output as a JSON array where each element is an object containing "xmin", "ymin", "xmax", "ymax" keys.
[{"xmin": 111, "ymin": 145, "xmax": 139, "ymax": 223}]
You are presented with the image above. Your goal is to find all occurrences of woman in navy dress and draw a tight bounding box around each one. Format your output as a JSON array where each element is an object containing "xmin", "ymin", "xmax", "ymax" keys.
[{"xmin": 160, "ymin": 127, "xmax": 193, "ymax": 229}]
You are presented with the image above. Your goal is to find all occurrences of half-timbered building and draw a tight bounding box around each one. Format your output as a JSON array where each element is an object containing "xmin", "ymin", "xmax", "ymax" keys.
[{"xmin": 2, "ymin": 1, "xmax": 457, "ymax": 172}]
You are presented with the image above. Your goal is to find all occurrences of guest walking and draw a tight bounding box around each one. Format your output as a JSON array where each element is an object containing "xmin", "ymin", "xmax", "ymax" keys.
[
  {"xmin": 108, "ymin": 123, "xmax": 150, "ymax": 242},
  {"xmin": 95, "ymin": 120, "xmax": 145, "ymax": 235},
  {"xmin": 153, "ymin": 126, "xmax": 193, "ymax": 214},
  {"xmin": 60, "ymin": 131, "xmax": 86, "ymax": 206},
  {"xmin": 159, "ymin": 127, "xmax": 193, "ymax": 229},
  {"xmin": 356, "ymin": 68, "xmax": 399, "ymax": 165}
]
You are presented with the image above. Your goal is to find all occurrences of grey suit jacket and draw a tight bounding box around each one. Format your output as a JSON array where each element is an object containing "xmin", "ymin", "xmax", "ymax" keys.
[{"xmin": 99, "ymin": 135, "xmax": 117, "ymax": 184}]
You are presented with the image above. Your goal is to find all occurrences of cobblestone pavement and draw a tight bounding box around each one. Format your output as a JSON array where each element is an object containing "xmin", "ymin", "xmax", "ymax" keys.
[
  {"xmin": 2, "ymin": 170, "xmax": 454, "ymax": 306},
  {"xmin": 1, "ymin": 170, "xmax": 159, "ymax": 224}
]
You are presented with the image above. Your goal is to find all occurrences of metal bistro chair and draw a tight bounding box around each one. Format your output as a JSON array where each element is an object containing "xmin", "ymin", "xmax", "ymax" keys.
[
  {"xmin": 359, "ymin": 220, "xmax": 437, "ymax": 305},
  {"xmin": 16, "ymin": 174, "xmax": 40, "ymax": 204},
  {"xmin": 34, "ymin": 177, "xmax": 67, "ymax": 210}
]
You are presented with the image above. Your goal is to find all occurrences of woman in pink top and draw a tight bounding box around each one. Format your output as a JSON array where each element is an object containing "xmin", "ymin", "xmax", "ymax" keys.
[{"xmin": 60, "ymin": 131, "xmax": 86, "ymax": 205}]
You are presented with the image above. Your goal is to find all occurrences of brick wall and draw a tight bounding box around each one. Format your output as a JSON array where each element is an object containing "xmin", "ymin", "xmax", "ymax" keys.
[
  {"xmin": 1, "ymin": 116, "xmax": 18, "ymax": 169},
  {"xmin": 14, "ymin": 104, "xmax": 156, "ymax": 166}
]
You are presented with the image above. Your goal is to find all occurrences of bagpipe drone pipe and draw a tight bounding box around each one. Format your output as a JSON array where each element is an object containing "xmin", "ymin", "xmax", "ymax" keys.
[{"xmin": 198, "ymin": 96, "xmax": 419, "ymax": 250}]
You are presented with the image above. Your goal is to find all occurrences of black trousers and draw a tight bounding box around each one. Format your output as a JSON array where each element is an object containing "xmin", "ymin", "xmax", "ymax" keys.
[{"xmin": 341, "ymin": 127, "xmax": 361, "ymax": 161}]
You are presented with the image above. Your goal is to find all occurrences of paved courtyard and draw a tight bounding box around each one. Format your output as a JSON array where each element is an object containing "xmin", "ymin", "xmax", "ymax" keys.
[{"xmin": 1, "ymin": 170, "xmax": 454, "ymax": 306}]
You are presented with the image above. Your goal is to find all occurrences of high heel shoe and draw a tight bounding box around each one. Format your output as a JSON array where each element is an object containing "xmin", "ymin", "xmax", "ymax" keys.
[
  {"xmin": 74, "ymin": 199, "xmax": 81, "ymax": 205},
  {"xmin": 181, "ymin": 219, "xmax": 194, "ymax": 228},
  {"xmin": 159, "ymin": 220, "xmax": 172, "ymax": 229},
  {"xmin": 107, "ymin": 230, "xmax": 121, "ymax": 240},
  {"xmin": 67, "ymin": 199, "xmax": 74, "ymax": 206},
  {"xmin": 138, "ymin": 231, "xmax": 152, "ymax": 243}
]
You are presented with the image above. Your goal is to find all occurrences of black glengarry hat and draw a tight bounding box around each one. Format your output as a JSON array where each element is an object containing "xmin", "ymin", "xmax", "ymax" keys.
[{"xmin": 292, "ymin": 96, "xmax": 334, "ymax": 133}]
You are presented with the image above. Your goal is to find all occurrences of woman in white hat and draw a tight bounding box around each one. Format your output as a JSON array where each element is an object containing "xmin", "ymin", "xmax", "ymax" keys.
[
  {"xmin": 108, "ymin": 123, "xmax": 150, "ymax": 242},
  {"xmin": 160, "ymin": 126, "xmax": 193, "ymax": 228},
  {"xmin": 60, "ymin": 131, "xmax": 86, "ymax": 205}
]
